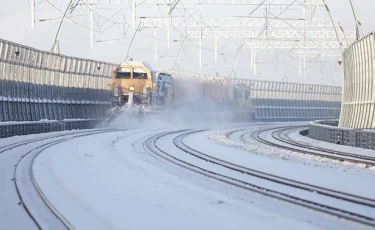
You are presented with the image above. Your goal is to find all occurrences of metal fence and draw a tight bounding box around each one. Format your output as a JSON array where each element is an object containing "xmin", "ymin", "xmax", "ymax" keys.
[
  {"xmin": 0, "ymin": 119, "xmax": 102, "ymax": 138},
  {"xmin": 309, "ymin": 119, "xmax": 375, "ymax": 150},
  {"xmin": 339, "ymin": 32, "xmax": 375, "ymax": 129},
  {"xmin": 233, "ymin": 78, "xmax": 341, "ymax": 122},
  {"xmin": 0, "ymin": 38, "xmax": 116, "ymax": 123}
]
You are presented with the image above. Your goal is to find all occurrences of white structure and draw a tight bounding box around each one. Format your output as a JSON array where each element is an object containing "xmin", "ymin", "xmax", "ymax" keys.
[
  {"xmin": 140, "ymin": 17, "xmax": 338, "ymax": 28},
  {"xmin": 186, "ymin": 30, "xmax": 356, "ymax": 40},
  {"xmin": 339, "ymin": 33, "xmax": 375, "ymax": 129}
]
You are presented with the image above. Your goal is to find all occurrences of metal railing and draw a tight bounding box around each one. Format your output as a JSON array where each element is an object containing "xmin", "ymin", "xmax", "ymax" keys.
[
  {"xmin": 309, "ymin": 120, "xmax": 375, "ymax": 150},
  {"xmin": 0, "ymin": 38, "xmax": 115, "ymax": 123},
  {"xmin": 0, "ymin": 119, "xmax": 102, "ymax": 138}
]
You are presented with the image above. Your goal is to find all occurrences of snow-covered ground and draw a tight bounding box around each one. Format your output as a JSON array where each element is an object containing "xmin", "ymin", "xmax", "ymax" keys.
[
  {"xmin": 2, "ymin": 123, "xmax": 375, "ymax": 229},
  {"xmin": 28, "ymin": 126, "xmax": 373, "ymax": 229},
  {"xmin": 0, "ymin": 139, "xmax": 42, "ymax": 230},
  {"xmin": 0, "ymin": 130, "xmax": 106, "ymax": 230},
  {"xmin": 157, "ymin": 132, "xmax": 375, "ymax": 217},
  {"xmin": 36, "ymin": 130, "xmax": 319, "ymax": 230},
  {"xmin": 216, "ymin": 126, "xmax": 375, "ymax": 169},
  {"xmin": 190, "ymin": 127, "xmax": 375, "ymax": 198}
]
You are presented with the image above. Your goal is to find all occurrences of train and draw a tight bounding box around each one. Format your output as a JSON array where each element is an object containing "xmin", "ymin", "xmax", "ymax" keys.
[
  {"xmin": 102, "ymin": 61, "xmax": 253, "ymax": 125},
  {"xmin": 110, "ymin": 61, "xmax": 173, "ymax": 111}
]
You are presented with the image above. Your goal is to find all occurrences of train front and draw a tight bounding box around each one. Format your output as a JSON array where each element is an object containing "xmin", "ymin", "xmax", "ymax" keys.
[{"xmin": 111, "ymin": 61, "xmax": 154, "ymax": 112}]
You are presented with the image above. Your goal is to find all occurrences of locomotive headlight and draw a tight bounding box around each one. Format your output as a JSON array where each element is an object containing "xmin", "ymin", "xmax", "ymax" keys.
[{"xmin": 129, "ymin": 86, "xmax": 135, "ymax": 91}]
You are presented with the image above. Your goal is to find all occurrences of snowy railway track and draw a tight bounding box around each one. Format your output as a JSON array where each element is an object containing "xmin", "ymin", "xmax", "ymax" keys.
[
  {"xmin": 144, "ymin": 130, "xmax": 375, "ymax": 228},
  {"xmin": 2, "ymin": 129, "xmax": 115, "ymax": 230},
  {"xmin": 273, "ymin": 127, "xmax": 375, "ymax": 162},
  {"xmin": 245, "ymin": 126, "xmax": 375, "ymax": 166}
]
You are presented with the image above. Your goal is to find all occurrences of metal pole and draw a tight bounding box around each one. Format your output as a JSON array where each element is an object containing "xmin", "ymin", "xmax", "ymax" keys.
[
  {"xmin": 322, "ymin": 0, "xmax": 343, "ymax": 51},
  {"xmin": 283, "ymin": 58, "xmax": 293, "ymax": 83},
  {"xmin": 126, "ymin": 22, "xmax": 142, "ymax": 60},
  {"xmin": 231, "ymin": 52, "xmax": 240, "ymax": 78},
  {"xmin": 298, "ymin": 49, "xmax": 302, "ymax": 76},
  {"xmin": 154, "ymin": 28, "xmax": 157, "ymax": 61},
  {"xmin": 31, "ymin": 0, "xmax": 35, "ymax": 29},
  {"xmin": 184, "ymin": 28, "xmax": 187, "ymax": 56},
  {"xmin": 51, "ymin": 0, "xmax": 75, "ymax": 53},
  {"xmin": 168, "ymin": 0, "xmax": 171, "ymax": 49},
  {"xmin": 253, "ymin": 49, "xmax": 256, "ymax": 75},
  {"xmin": 214, "ymin": 27, "xmax": 218, "ymax": 62},
  {"xmin": 338, "ymin": 21, "xmax": 349, "ymax": 44},
  {"xmin": 303, "ymin": 55, "xmax": 306, "ymax": 78},
  {"xmin": 132, "ymin": 0, "xmax": 136, "ymax": 29},
  {"xmin": 167, "ymin": 18, "xmax": 170, "ymax": 49},
  {"xmin": 303, "ymin": 4, "xmax": 306, "ymax": 45},
  {"xmin": 348, "ymin": 0, "xmax": 363, "ymax": 40},
  {"xmin": 251, "ymin": 39, "xmax": 254, "ymax": 69},
  {"xmin": 173, "ymin": 37, "xmax": 187, "ymax": 69},
  {"xmin": 199, "ymin": 30, "xmax": 202, "ymax": 68},
  {"xmin": 332, "ymin": 64, "xmax": 340, "ymax": 86},
  {"xmin": 90, "ymin": 4, "xmax": 93, "ymax": 49}
]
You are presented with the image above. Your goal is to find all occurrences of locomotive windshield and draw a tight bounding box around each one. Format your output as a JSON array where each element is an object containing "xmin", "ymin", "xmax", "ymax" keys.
[
  {"xmin": 116, "ymin": 67, "xmax": 131, "ymax": 79},
  {"xmin": 133, "ymin": 68, "xmax": 148, "ymax": 79}
]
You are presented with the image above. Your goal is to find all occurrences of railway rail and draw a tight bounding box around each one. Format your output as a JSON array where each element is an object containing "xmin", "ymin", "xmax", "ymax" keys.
[
  {"xmin": 2, "ymin": 129, "xmax": 115, "ymax": 229},
  {"xmin": 3, "ymin": 126, "xmax": 375, "ymax": 228},
  {"xmin": 144, "ymin": 130, "xmax": 375, "ymax": 228},
  {"xmin": 272, "ymin": 127, "xmax": 375, "ymax": 161},
  {"xmin": 242, "ymin": 126, "xmax": 375, "ymax": 166}
]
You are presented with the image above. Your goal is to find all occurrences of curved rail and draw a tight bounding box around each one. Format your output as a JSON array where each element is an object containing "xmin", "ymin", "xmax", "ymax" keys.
[
  {"xmin": 6, "ymin": 129, "xmax": 115, "ymax": 229},
  {"xmin": 175, "ymin": 130, "xmax": 375, "ymax": 208},
  {"xmin": 244, "ymin": 126, "xmax": 375, "ymax": 166},
  {"xmin": 144, "ymin": 130, "xmax": 375, "ymax": 227},
  {"xmin": 272, "ymin": 127, "xmax": 375, "ymax": 162}
]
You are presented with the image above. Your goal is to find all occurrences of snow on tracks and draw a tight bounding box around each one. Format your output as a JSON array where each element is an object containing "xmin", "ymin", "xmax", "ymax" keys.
[
  {"xmin": 209, "ymin": 125, "xmax": 375, "ymax": 172},
  {"xmin": 0, "ymin": 129, "xmax": 114, "ymax": 229},
  {"xmin": 253, "ymin": 126, "xmax": 375, "ymax": 166},
  {"xmin": 22, "ymin": 126, "xmax": 375, "ymax": 230},
  {"xmin": 32, "ymin": 129, "xmax": 307, "ymax": 230},
  {"xmin": 146, "ymin": 131, "xmax": 375, "ymax": 228}
]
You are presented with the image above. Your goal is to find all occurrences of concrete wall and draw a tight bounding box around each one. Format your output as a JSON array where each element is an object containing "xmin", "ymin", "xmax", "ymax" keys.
[{"xmin": 309, "ymin": 120, "xmax": 375, "ymax": 150}]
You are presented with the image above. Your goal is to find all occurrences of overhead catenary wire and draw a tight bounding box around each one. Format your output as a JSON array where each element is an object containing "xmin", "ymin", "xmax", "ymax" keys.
[
  {"xmin": 50, "ymin": 1, "xmax": 329, "ymax": 63},
  {"xmin": 39, "ymin": 0, "xmax": 344, "ymax": 82}
]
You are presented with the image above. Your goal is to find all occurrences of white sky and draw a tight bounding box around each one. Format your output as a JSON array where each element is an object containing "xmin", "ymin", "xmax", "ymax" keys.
[{"xmin": 0, "ymin": 0, "xmax": 374, "ymax": 86}]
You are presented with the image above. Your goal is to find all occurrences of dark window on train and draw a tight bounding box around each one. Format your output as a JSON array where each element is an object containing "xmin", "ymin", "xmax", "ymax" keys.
[
  {"xmin": 133, "ymin": 72, "xmax": 148, "ymax": 79},
  {"xmin": 116, "ymin": 71, "xmax": 131, "ymax": 79}
]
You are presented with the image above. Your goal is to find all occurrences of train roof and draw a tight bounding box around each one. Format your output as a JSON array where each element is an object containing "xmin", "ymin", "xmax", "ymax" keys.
[
  {"xmin": 119, "ymin": 61, "xmax": 154, "ymax": 72},
  {"xmin": 159, "ymin": 69, "xmax": 229, "ymax": 85}
]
